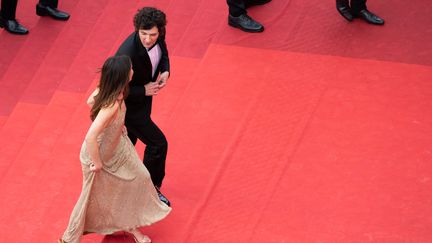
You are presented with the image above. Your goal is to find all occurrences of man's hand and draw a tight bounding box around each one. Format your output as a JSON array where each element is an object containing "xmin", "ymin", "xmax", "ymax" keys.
[
  {"xmin": 144, "ymin": 81, "xmax": 160, "ymax": 96},
  {"xmin": 156, "ymin": 71, "xmax": 170, "ymax": 89}
]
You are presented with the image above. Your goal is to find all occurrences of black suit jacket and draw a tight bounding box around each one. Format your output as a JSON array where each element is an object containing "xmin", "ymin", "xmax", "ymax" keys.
[{"xmin": 115, "ymin": 32, "xmax": 170, "ymax": 124}]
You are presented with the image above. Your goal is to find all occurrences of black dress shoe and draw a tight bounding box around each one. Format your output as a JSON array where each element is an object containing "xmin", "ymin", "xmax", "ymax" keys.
[
  {"xmin": 228, "ymin": 14, "xmax": 264, "ymax": 33},
  {"xmin": 355, "ymin": 9, "xmax": 384, "ymax": 25},
  {"xmin": 155, "ymin": 187, "xmax": 171, "ymax": 206},
  {"xmin": 36, "ymin": 4, "xmax": 70, "ymax": 21},
  {"xmin": 336, "ymin": 0, "xmax": 353, "ymax": 21},
  {"xmin": 0, "ymin": 17, "xmax": 29, "ymax": 35},
  {"xmin": 245, "ymin": 0, "xmax": 272, "ymax": 8}
]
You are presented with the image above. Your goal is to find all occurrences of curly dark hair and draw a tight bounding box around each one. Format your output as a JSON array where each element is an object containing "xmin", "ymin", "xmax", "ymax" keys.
[{"xmin": 133, "ymin": 7, "xmax": 167, "ymax": 39}]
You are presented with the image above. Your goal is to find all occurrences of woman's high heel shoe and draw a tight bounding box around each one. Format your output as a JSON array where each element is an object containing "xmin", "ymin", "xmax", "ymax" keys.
[{"xmin": 132, "ymin": 234, "xmax": 151, "ymax": 243}]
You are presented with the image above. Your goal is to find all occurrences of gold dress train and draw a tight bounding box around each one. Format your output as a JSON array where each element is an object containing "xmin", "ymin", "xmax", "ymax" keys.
[{"xmin": 61, "ymin": 102, "xmax": 171, "ymax": 243}]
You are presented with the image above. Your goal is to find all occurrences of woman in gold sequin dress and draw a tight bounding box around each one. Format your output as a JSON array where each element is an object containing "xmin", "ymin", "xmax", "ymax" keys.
[{"xmin": 59, "ymin": 55, "xmax": 171, "ymax": 243}]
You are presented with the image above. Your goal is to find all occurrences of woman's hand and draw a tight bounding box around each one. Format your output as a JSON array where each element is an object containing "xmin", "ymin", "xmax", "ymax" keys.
[
  {"xmin": 122, "ymin": 125, "xmax": 128, "ymax": 136},
  {"xmin": 90, "ymin": 161, "xmax": 103, "ymax": 172}
]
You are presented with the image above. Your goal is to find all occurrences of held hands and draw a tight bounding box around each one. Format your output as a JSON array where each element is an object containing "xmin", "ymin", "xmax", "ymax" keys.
[{"xmin": 90, "ymin": 161, "xmax": 103, "ymax": 172}]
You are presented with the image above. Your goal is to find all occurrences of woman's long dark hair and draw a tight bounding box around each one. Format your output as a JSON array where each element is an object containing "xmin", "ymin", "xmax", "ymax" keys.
[{"xmin": 90, "ymin": 55, "xmax": 131, "ymax": 121}]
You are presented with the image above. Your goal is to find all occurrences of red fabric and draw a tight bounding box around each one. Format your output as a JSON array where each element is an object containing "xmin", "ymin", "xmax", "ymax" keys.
[{"xmin": 0, "ymin": 0, "xmax": 431, "ymax": 242}]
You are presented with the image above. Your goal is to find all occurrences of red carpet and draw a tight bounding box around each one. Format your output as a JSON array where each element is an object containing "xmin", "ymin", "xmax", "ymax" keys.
[{"xmin": 0, "ymin": 0, "xmax": 431, "ymax": 242}]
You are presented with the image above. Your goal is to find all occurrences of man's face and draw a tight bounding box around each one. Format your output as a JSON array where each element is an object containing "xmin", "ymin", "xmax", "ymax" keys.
[{"xmin": 138, "ymin": 26, "xmax": 159, "ymax": 49}]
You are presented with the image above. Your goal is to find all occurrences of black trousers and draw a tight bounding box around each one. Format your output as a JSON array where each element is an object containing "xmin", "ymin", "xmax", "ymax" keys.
[
  {"xmin": 0, "ymin": 0, "xmax": 17, "ymax": 19},
  {"xmin": 126, "ymin": 118, "xmax": 168, "ymax": 188},
  {"xmin": 227, "ymin": 0, "xmax": 247, "ymax": 16},
  {"xmin": 39, "ymin": 0, "xmax": 58, "ymax": 8},
  {"xmin": 350, "ymin": 0, "xmax": 367, "ymax": 13},
  {"xmin": 1, "ymin": 0, "xmax": 58, "ymax": 20},
  {"xmin": 229, "ymin": 0, "xmax": 270, "ymax": 16}
]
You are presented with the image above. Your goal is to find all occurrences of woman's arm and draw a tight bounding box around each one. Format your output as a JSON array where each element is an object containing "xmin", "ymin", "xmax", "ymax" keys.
[{"xmin": 84, "ymin": 102, "xmax": 119, "ymax": 172}]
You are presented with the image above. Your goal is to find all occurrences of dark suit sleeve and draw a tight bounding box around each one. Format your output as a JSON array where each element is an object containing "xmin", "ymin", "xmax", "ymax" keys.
[{"xmin": 159, "ymin": 40, "xmax": 170, "ymax": 74}]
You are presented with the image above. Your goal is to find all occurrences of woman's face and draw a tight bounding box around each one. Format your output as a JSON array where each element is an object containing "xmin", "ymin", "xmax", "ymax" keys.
[{"xmin": 138, "ymin": 26, "xmax": 159, "ymax": 49}]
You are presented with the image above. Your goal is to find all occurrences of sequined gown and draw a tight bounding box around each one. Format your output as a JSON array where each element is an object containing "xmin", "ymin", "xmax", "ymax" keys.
[{"xmin": 62, "ymin": 101, "xmax": 171, "ymax": 243}]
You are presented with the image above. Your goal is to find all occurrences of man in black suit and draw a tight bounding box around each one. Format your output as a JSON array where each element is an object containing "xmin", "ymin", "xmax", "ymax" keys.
[
  {"xmin": 227, "ymin": 0, "xmax": 271, "ymax": 33},
  {"xmin": 0, "ymin": 0, "xmax": 70, "ymax": 35},
  {"xmin": 116, "ymin": 7, "xmax": 171, "ymax": 206},
  {"xmin": 336, "ymin": 0, "xmax": 384, "ymax": 25}
]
